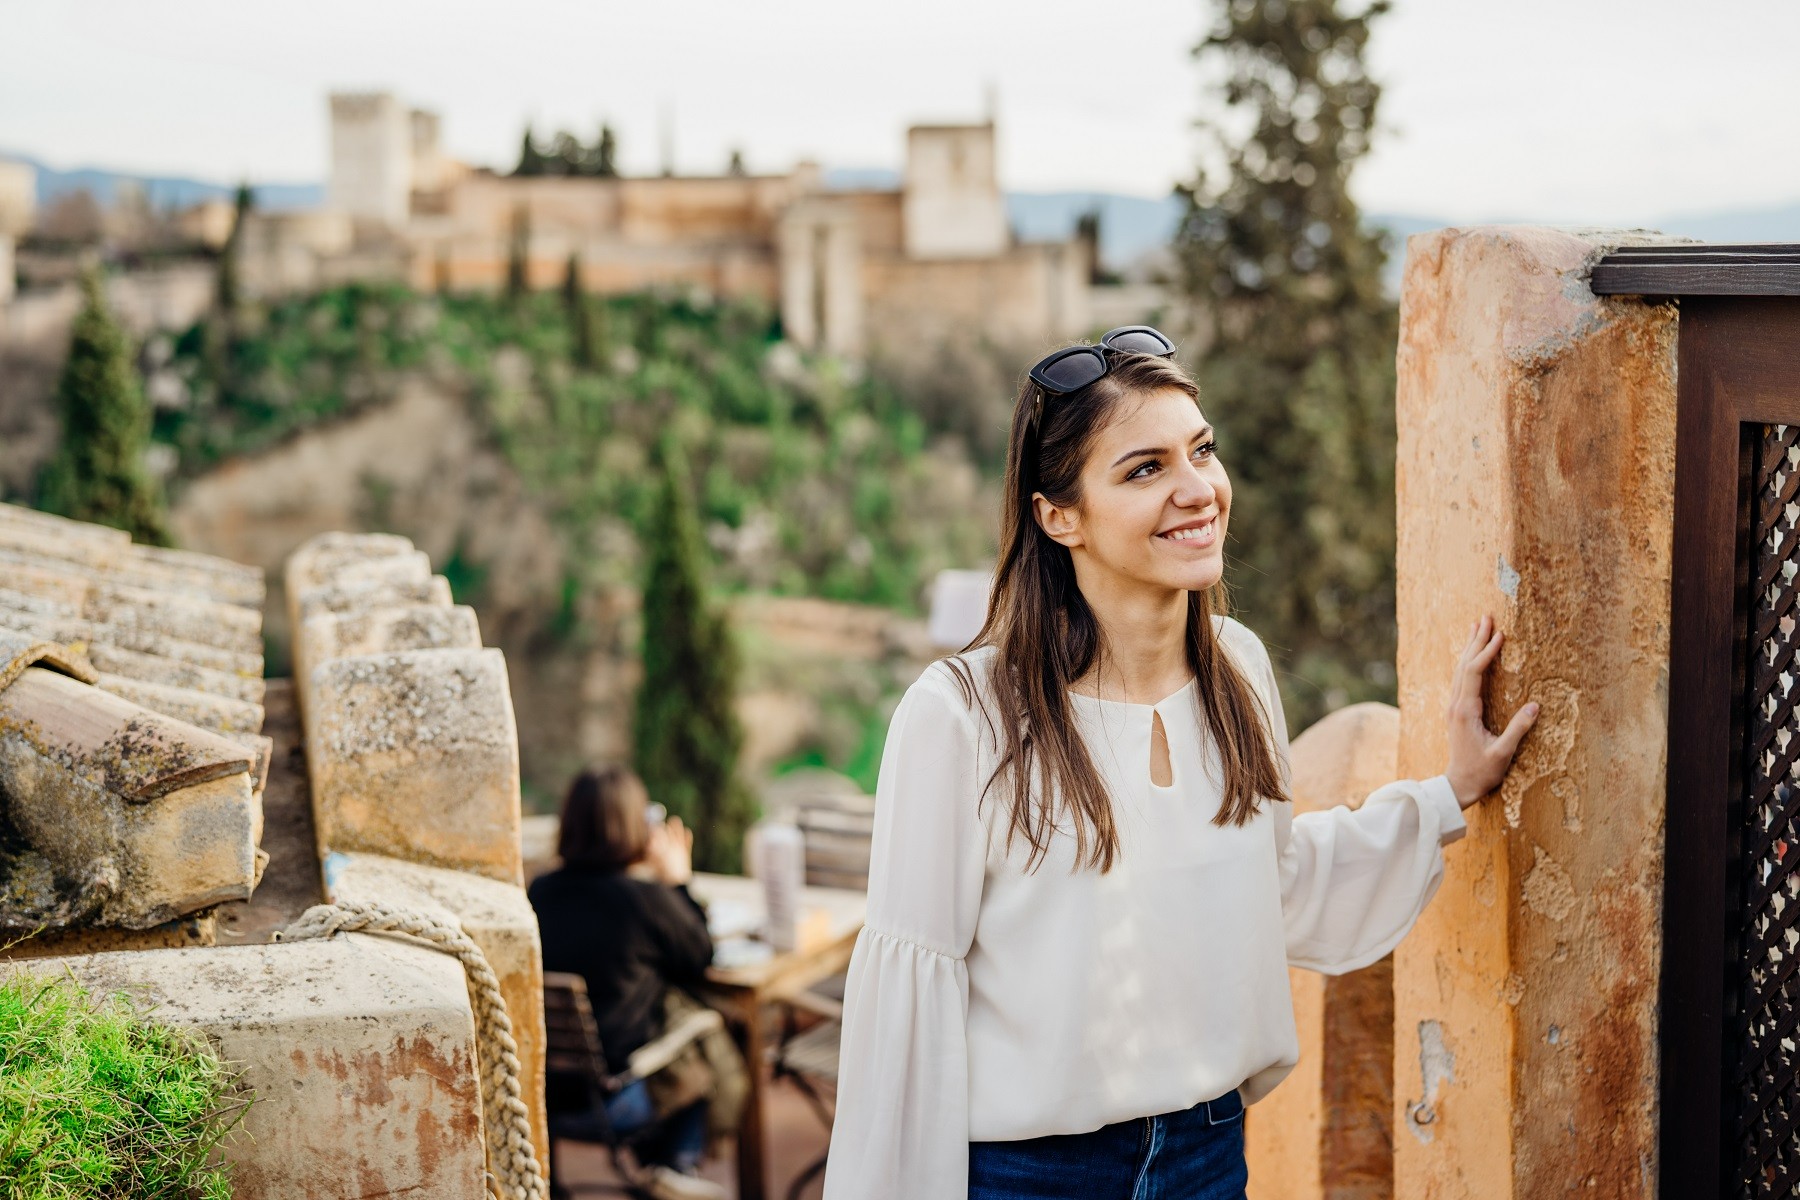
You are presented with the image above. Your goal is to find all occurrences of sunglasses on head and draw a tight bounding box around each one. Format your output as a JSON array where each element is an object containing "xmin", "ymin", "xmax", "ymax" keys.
[{"xmin": 1027, "ymin": 325, "xmax": 1178, "ymax": 396}]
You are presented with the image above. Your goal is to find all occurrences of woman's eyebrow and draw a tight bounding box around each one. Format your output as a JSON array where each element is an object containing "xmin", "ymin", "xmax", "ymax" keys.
[{"xmin": 1110, "ymin": 426, "xmax": 1215, "ymax": 469}]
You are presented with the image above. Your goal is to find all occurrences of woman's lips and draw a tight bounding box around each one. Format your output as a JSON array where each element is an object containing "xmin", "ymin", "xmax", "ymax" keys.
[{"xmin": 1157, "ymin": 517, "xmax": 1217, "ymax": 548}]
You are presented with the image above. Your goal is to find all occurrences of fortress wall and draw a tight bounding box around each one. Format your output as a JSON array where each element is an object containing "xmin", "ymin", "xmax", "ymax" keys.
[{"xmin": 862, "ymin": 240, "xmax": 1090, "ymax": 353}]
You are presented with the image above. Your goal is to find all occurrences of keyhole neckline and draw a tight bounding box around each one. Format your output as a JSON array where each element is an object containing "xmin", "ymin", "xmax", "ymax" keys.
[{"xmin": 1066, "ymin": 676, "xmax": 1197, "ymax": 712}]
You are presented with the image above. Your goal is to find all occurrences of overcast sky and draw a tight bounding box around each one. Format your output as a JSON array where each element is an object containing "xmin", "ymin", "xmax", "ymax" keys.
[{"xmin": 4, "ymin": 0, "xmax": 1798, "ymax": 224}]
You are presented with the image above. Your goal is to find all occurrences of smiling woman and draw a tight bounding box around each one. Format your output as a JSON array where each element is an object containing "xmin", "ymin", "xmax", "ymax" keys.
[{"xmin": 820, "ymin": 329, "xmax": 1540, "ymax": 1200}]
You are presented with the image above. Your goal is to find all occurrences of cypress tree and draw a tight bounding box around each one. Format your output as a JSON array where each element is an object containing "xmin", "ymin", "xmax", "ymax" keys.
[
  {"xmin": 562, "ymin": 252, "xmax": 604, "ymax": 370},
  {"xmin": 506, "ymin": 204, "xmax": 530, "ymax": 300},
  {"xmin": 1175, "ymin": 0, "xmax": 1397, "ymax": 730},
  {"xmin": 38, "ymin": 268, "xmax": 171, "ymax": 546},
  {"xmin": 215, "ymin": 182, "xmax": 252, "ymax": 316},
  {"xmin": 595, "ymin": 124, "xmax": 619, "ymax": 179},
  {"xmin": 514, "ymin": 127, "xmax": 545, "ymax": 177},
  {"xmin": 632, "ymin": 441, "xmax": 756, "ymax": 873}
]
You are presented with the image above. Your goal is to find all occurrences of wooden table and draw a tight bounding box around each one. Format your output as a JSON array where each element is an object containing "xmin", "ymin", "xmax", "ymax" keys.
[{"xmin": 688, "ymin": 871, "xmax": 866, "ymax": 1200}]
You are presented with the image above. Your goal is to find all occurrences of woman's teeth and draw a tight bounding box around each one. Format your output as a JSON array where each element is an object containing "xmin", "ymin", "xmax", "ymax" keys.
[{"xmin": 1160, "ymin": 523, "xmax": 1214, "ymax": 544}]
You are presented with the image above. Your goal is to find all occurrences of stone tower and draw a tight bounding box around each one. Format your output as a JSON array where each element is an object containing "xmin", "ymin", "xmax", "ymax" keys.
[
  {"xmin": 0, "ymin": 158, "xmax": 34, "ymax": 305},
  {"xmin": 329, "ymin": 92, "xmax": 413, "ymax": 228},
  {"xmin": 902, "ymin": 123, "xmax": 1009, "ymax": 260}
]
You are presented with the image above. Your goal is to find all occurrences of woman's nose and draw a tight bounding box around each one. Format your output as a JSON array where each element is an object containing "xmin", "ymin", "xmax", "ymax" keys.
[{"xmin": 1173, "ymin": 459, "xmax": 1216, "ymax": 507}]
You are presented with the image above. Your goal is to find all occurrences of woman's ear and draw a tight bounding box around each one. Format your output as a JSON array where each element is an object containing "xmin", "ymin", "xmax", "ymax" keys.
[{"xmin": 1032, "ymin": 492, "xmax": 1083, "ymax": 549}]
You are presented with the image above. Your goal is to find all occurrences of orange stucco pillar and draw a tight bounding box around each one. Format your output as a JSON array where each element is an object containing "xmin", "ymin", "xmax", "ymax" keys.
[
  {"xmin": 1391, "ymin": 227, "xmax": 1678, "ymax": 1198},
  {"xmin": 1247, "ymin": 702, "xmax": 1400, "ymax": 1200}
]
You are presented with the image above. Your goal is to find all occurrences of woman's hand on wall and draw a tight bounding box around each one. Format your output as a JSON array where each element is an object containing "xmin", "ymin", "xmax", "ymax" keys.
[
  {"xmin": 1444, "ymin": 614, "xmax": 1540, "ymax": 809},
  {"xmin": 647, "ymin": 815, "xmax": 696, "ymax": 886}
]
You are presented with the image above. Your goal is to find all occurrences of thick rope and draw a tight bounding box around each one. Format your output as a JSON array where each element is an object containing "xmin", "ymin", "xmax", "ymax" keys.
[{"xmin": 282, "ymin": 900, "xmax": 548, "ymax": 1200}]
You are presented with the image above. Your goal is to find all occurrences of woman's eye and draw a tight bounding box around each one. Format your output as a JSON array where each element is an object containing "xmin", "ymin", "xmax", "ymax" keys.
[
  {"xmin": 1194, "ymin": 441, "xmax": 1217, "ymax": 462},
  {"xmin": 1127, "ymin": 461, "xmax": 1159, "ymax": 480}
]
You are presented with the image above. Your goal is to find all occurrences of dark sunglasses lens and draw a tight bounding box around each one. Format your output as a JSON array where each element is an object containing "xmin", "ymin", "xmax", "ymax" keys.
[
  {"xmin": 1036, "ymin": 349, "xmax": 1106, "ymax": 394},
  {"xmin": 1103, "ymin": 327, "xmax": 1174, "ymax": 356}
]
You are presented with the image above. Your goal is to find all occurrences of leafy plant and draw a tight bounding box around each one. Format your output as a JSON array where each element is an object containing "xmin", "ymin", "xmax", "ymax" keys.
[{"xmin": 0, "ymin": 973, "xmax": 247, "ymax": 1198}]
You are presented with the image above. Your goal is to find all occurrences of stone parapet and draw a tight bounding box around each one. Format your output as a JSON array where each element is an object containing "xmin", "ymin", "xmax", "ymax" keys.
[
  {"xmin": 5, "ymin": 936, "xmax": 490, "ymax": 1199},
  {"xmin": 286, "ymin": 530, "xmax": 522, "ymax": 884},
  {"xmin": 325, "ymin": 850, "xmax": 548, "ymax": 1170},
  {"xmin": 1391, "ymin": 227, "xmax": 1676, "ymax": 1198},
  {"xmin": 278, "ymin": 529, "xmax": 538, "ymax": 1189},
  {"xmin": 1247, "ymin": 702, "xmax": 1399, "ymax": 1200}
]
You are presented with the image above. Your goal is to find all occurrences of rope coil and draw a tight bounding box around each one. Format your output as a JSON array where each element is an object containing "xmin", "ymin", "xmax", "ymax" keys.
[{"xmin": 283, "ymin": 900, "xmax": 548, "ymax": 1200}]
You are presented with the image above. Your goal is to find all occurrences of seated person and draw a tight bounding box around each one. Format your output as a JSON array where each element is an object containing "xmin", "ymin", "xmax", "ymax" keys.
[{"xmin": 530, "ymin": 766, "xmax": 722, "ymax": 1200}]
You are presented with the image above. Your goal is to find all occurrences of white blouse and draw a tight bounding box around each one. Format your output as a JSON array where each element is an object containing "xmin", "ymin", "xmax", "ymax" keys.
[{"xmin": 821, "ymin": 617, "xmax": 1465, "ymax": 1200}]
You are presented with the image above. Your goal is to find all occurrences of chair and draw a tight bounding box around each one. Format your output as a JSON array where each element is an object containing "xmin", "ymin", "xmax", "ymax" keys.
[
  {"xmin": 768, "ymin": 793, "xmax": 867, "ymax": 1197},
  {"xmin": 542, "ymin": 971, "xmax": 725, "ymax": 1198},
  {"xmin": 771, "ymin": 988, "xmax": 843, "ymax": 1200}
]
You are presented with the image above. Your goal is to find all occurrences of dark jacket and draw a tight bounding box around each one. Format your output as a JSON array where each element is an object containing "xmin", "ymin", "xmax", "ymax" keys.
[{"xmin": 529, "ymin": 866, "xmax": 715, "ymax": 1077}]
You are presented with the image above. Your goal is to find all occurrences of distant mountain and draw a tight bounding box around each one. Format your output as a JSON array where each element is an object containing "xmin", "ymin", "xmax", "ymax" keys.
[
  {"xmin": 10, "ymin": 149, "xmax": 1795, "ymax": 275},
  {"xmin": 4, "ymin": 153, "xmax": 322, "ymax": 212}
]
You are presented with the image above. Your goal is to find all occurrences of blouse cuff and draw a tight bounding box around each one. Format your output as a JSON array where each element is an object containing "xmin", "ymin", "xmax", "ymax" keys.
[{"xmin": 1421, "ymin": 775, "xmax": 1468, "ymax": 845}]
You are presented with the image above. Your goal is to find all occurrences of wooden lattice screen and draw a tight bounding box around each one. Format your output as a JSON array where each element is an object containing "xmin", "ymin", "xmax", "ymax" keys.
[{"xmin": 1740, "ymin": 422, "xmax": 1800, "ymax": 1197}]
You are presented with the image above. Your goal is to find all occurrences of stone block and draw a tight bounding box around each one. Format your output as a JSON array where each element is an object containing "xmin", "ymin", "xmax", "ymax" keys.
[
  {"xmin": 1391, "ymin": 227, "xmax": 1676, "ymax": 1198},
  {"xmin": 308, "ymin": 648, "xmax": 523, "ymax": 884},
  {"xmin": 324, "ymin": 850, "xmax": 548, "ymax": 1169},
  {"xmin": 0, "ymin": 666, "xmax": 261, "ymax": 929},
  {"xmin": 296, "ymin": 575, "xmax": 454, "ymax": 624},
  {"xmin": 5, "ymin": 936, "xmax": 489, "ymax": 1199},
  {"xmin": 283, "ymin": 531, "xmax": 419, "ymax": 637},
  {"xmin": 1246, "ymin": 702, "xmax": 1398, "ymax": 1200},
  {"xmin": 295, "ymin": 603, "xmax": 481, "ymax": 721},
  {"xmin": 300, "ymin": 603, "xmax": 482, "ymax": 665}
]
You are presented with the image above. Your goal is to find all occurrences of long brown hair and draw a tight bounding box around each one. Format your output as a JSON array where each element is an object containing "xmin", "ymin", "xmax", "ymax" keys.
[{"xmin": 946, "ymin": 353, "xmax": 1289, "ymax": 873}]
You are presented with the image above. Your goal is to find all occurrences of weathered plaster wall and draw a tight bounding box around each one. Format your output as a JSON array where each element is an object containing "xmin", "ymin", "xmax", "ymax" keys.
[
  {"xmin": 8, "ymin": 936, "xmax": 489, "ymax": 1199},
  {"xmin": 1392, "ymin": 227, "xmax": 1676, "ymax": 1198},
  {"xmin": 1248, "ymin": 702, "xmax": 1399, "ymax": 1200},
  {"xmin": 325, "ymin": 849, "xmax": 549, "ymax": 1169}
]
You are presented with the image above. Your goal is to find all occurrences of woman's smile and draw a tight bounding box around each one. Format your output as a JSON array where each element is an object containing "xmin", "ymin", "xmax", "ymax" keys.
[{"xmin": 1157, "ymin": 515, "xmax": 1219, "ymax": 548}]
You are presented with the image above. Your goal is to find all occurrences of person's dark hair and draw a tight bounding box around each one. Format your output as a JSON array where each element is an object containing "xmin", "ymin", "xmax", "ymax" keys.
[
  {"xmin": 558, "ymin": 765, "xmax": 651, "ymax": 871},
  {"xmin": 946, "ymin": 352, "xmax": 1290, "ymax": 873}
]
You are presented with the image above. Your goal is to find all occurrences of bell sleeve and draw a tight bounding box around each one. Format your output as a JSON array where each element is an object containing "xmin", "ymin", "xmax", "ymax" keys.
[
  {"xmin": 1237, "ymin": 629, "xmax": 1468, "ymax": 976},
  {"xmin": 822, "ymin": 664, "xmax": 988, "ymax": 1200}
]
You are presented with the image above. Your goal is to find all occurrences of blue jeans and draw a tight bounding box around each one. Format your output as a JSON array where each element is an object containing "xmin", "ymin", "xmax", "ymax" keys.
[
  {"xmin": 968, "ymin": 1089, "xmax": 1247, "ymax": 1200},
  {"xmin": 550, "ymin": 1079, "xmax": 709, "ymax": 1174}
]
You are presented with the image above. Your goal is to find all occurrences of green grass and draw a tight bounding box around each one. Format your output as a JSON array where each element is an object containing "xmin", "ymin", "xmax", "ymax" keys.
[{"xmin": 0, "ymin": 974, "xmax": 247, "ymax": 1199}]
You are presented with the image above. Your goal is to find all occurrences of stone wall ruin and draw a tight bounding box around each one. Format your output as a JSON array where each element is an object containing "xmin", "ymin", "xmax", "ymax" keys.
[{"xmin": 1, "ymin": 508, "xmax": 548, "ymax": 1197}]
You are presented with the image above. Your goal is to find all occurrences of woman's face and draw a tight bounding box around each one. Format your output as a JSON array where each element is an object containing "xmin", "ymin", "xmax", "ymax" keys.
[{"xmin": 1034, "ymin": 387, "xmax": 1231, "ymax": 594}]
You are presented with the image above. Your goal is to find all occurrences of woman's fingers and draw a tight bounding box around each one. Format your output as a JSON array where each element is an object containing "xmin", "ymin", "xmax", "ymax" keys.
[
  {"xmin": 1470, "ymin": 627, "xmax": 1505, "ymax": 673},
  {"xmin": 1494, "ymin": 700, "xmax": 1541, "ymax": 758}
]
